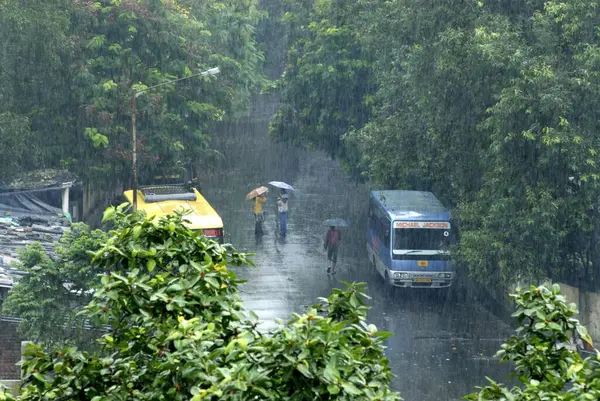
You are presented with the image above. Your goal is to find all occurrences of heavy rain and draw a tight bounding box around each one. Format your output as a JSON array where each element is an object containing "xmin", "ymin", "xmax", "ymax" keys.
[
  {"xmin": 1, "ymin": 1, "xmax": 599, "ymax": 400},
  {"xmin": 201, "ymin": 105, "xmax": 513, "ymax": 400}
]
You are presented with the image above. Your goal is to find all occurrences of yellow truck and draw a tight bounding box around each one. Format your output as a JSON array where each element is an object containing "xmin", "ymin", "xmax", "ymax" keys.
[{"xmin": 123, "ymin": 184, "xmax": 224, "ymax": 243}]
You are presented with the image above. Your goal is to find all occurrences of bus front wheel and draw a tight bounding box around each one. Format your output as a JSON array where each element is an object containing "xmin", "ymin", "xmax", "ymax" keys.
[{"xmin": 383, "ymin": 271, "xmax": 395, "ymax": 296}]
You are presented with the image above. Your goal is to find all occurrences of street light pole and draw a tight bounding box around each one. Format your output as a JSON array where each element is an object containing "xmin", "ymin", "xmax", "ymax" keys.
[
  {"xmin": 131, "ymin": 91, "xmax": 138, "ymax": 211},
  {"xmin": 130, "ymin": 67, "xmax": 220, "ymax": 212}
]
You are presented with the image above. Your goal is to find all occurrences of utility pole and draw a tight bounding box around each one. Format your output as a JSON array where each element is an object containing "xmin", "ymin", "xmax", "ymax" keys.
[
  {"xmin": 131, "ymin": 91, "xmax": 138, "ymax": 212},
  {"xmin": 130, "ymin": 67, "xmax": 220, "ymax": 212}
]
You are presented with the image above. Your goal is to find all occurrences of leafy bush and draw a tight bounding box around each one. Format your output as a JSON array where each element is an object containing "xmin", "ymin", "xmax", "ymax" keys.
[
  {"xmin": 0, "ymin": 112, "xmax": 40, "ymax": 184},
  {"xmin": 1, "ymin": 223, "xmax": 108, "ymax": 348},
  {"xmin": 466, "ymin": 284, "xmax": 600, "ymax": 400},
  {"xmin": 13, "ymin": 206, "xmax": 399, "ymax": 400},
  {"xmin": 0, "ymin": 387, "xmax": 15, "ymax": 401}
]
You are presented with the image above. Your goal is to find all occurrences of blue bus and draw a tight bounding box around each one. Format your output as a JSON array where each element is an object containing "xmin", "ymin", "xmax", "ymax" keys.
[{"xmin": 367, "ymin": 190, "xmax": 454, "ymax": 288}]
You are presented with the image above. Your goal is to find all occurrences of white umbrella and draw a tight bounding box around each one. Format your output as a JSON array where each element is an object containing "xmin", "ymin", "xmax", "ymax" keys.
[{"xmin": 268, "ymin": 181, "xmax": 295, "ymax": 191}]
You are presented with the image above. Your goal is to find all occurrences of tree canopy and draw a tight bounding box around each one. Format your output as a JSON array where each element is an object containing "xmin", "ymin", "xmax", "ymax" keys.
[
  {"xmin": 0, "ymin": 0, "xmax": 267, "ymax": 185},
  {"xmin": 269, "ymin": 0, "xmax": 375, "ymax": 177}
]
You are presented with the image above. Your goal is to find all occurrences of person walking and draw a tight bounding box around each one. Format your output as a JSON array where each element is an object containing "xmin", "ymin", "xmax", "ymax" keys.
[
  {"xmin": 254, "ymin": 192, "xmax": 267, "ymax": 235},
  {"xmin": 323, "ymin": 226, "xmax": 342, "ymax": 274},
  {"xmin": 277, "ymin": 191, "xmax": 289, "ymax": 235}
]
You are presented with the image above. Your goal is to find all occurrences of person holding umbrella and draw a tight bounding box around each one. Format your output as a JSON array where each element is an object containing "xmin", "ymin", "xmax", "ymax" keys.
[
  {"xmin": 246, "ymin": 186, "xmax": 269, "ymax": 235},
  {"xmin": 277, "ymin": 189, "xmax": 289, "ymax": 236},
  {"xmin": 254, "ymin": 192, "xmax": 267, "ymax": 235},
  {"xmin": 268, "ymin": 182, "xmax": 295, "ymax": 237},
  {"xmin": 323, "ymin": 225, "xmax": 342, "ymax": 274}
]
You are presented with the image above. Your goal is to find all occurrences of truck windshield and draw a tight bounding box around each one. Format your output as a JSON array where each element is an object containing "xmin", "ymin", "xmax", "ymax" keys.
[{"xmin": 394, "ymin": 228, "xmax": 451, "ymax": 251}]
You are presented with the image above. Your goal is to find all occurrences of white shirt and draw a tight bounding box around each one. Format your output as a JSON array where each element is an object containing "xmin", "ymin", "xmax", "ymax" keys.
[{"xmin": 277, "ymin": 198, "xmax": 288, "ymax": 213}]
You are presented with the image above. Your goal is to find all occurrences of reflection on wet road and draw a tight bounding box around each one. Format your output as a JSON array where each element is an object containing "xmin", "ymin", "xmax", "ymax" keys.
[{"xmin": 201, "ymin": 106, "xmax": 512, "ymax": 400}]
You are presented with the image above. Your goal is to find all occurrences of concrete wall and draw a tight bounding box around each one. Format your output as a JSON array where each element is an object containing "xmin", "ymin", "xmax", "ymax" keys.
[
  {"xmin": 557, "ymin": 282, "xmax": 600, "ymax": 342},
  {"xmin": 483, "ymin": 279, "xmax": 600, "ymax": 344},
  {"xmin": 0, "ymin": 319, "xmax": 20, "ymax": 380}
]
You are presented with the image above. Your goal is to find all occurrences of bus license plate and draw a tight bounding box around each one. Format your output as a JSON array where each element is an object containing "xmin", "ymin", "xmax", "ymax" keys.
[
  {"xmin": 417, "ymin": 260, "xmax": 428, "ymax": 267},
  {"xmin": 415, "ymin": 278, "xmax": 432, "ymax": 283}
]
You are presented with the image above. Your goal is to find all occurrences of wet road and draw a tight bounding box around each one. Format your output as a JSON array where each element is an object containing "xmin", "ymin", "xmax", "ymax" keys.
[{"xmin": 200, "ymin": 99, "xmax": 512, "ymax": 400}]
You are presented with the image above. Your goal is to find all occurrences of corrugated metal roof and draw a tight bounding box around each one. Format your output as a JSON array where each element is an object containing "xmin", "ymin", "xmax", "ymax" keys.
[
  {"xmin": 0, "ymin": 267, "xmax": 13, "ymax": 288},
  {"xmin": 1, "ymin": 169, "xmax": 76, "ymax": 191},
  {"xmin": 0, "ymin": 215, "xmax": 69, "ymax": 289}
]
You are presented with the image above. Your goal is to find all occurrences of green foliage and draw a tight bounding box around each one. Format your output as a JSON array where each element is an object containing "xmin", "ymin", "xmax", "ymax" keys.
[
  {"xmin": 349, "ymin": 0, "xmax": 509, "ymax": 196},
  {"xmin": 465, "ymin": 284, "xmax": 600, "ymax": 400},
  {"xmin": 263, "ymin": 282, "xmax": 395, "ymax": 399},
  {"xmin": 0, "ymin": 0, "xmax": 70, "ymax": 168},
  {"xmin": 0, "ymin": 0, "xmax": 266, "ymax": 184},
  {"xmin": 13, "ymin": 207, "xmax": 398, "ymax": 400},
  {"xmin": 454, "ymin": 0, "xmax": 600, "ymax": 288},
  {"xmin": 270, "ymin": 0, "xmax": 375, "ymax": 177},
  {"xmin": 0, "ymin": 387, "xmax": 15, "ymax": 401},
  {"xmin": 274, "ymin": 0, "xmax": 600, "ymax": 290},
  {"xmin": 0, "ymin": 112, "xmax": 41, "ymax": 183},
  {"xmin": 1, "ymin": 223, "xmax": 108, "ymax": 348}
]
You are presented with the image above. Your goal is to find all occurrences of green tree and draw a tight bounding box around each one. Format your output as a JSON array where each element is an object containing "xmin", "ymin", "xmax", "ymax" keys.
[
  {"xmin": 0, "ymin": 0, "xmax": 267, "ymax": 185},
  {"xmin": 0, "ymin": 0, "xmax": 70, "ymax": 182},
  {"xmin": 1, "ymin": 223, "xmax": 108, "ymax": 348},
  {"xmin": 455, "ymin": 0, "xmax": 600, "ymax": 288},
  {"xmin": 67, "ymin": 0, "xmax": 267, "ymax": 183},
  {"xmin": 465, "ymin": 284, "xmax": 599, "ymax": 400},
  {"xmin": 270, "ymin": 0, "xmax": 375, "ymax": 177},
  {"xmin": 11, "ymin": 207, "xmax": 398, "ymax": 400},
  {"xmin": 255, "ymin": 0, "xmax": 293, "ymax": 78},
  {"xmin": 348, "ymin": 0, "xmax": 515, "ymax": 197},
  {"xmin": 289, "ymin": 0, "xmax": 600, "ymax": 291},
  {"xmin": 0, "ymin": 113, "xmax": 41, "ymax": 183}
]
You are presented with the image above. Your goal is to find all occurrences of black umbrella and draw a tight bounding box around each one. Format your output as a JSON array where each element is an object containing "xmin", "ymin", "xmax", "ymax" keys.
[{"xmin": 323, "ymin": 218, "xmax": 349, "ymax": 227}]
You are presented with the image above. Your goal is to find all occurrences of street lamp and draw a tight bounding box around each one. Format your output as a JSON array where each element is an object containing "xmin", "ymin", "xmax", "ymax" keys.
[{"xmin": 131, "ymin": 67, "xmax": 220, "ymax": 211}]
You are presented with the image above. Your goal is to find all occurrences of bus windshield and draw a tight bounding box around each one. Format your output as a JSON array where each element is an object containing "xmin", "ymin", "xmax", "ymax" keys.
[{"xmin": 394, "ymin": 228, "xmax": 451, "ymax": 251}]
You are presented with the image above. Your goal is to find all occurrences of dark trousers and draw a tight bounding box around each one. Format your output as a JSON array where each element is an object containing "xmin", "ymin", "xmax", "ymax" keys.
[
  {"xmin": 279, "ymin": 212, "xmax": 287, "ymax": 234},
  {"xmin": 254, "ymin": 212, "xmax": 264, "ymax": 235}
]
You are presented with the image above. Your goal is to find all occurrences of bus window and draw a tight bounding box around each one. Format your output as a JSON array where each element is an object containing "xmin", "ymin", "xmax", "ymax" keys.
[{"xmin": 394, "ymin": 228, "xmax": 451, "ymax": 250}]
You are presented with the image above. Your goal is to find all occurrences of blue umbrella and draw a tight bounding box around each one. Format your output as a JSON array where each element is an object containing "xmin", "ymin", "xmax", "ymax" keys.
[
  {"xmin": 323, "ymin": 218, "xmax": 349, "ymax": 227},
  {"xmin": 269, "ymin": 181, "xmax": 295, "ymax": 191}
]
